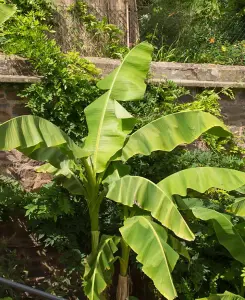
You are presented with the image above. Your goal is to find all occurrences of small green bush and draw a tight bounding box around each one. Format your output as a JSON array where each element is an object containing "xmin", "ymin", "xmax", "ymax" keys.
[{"xmin": 1, "ymin": 8, "xmax": 101, "ymax": 142}]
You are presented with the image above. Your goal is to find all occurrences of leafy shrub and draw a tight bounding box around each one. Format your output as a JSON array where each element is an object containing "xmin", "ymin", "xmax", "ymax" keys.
[
  {"xmin": 0, "ymin": 242, "xmax": 28, "ymax": 299},
  {"xmin": 6, "ymin": 0, "xmax": 52, "ymax": 13},
  {"xmin": 177, "ymin": 149, "xmax": 245, "ymax": 170},
  {"xmin": 124, "ymin": 80, "xmax": 190, "ymax": 128},
  {"xmin": 1, "ymin": 8, "xmax": 101, "ymax": 142},
  {"xmin": 156, "ymin": 40, "xmax": 245, "ymax": 65},
  {"xmin": 141, "ymin": 0, "xmax": 245, "ymax": 65}
]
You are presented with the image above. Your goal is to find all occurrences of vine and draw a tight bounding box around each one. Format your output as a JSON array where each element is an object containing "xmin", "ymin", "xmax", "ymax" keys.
[{"xmin": 68, "ymin": 0, "xmax": 128, "ymax": 58}]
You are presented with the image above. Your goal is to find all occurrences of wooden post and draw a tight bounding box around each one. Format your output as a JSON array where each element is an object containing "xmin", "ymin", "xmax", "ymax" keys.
[
  {"xmin": 126, "ymin": 1, "xmax": 130, "ymax": 47},
  {"xmin": 106, "ymin": 0, "xmax": 139, "ymax": 45},
  {"xmin": 128, "ymin": 0, "xmax": 139, "ymax": 45}
]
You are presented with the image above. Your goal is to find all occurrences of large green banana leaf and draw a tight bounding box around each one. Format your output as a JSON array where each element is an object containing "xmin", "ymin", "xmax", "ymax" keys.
[
  {"xmin": 157, "ymin": 167, "xmax": 245, "ymax": 198},
  {"xmin": 198, "ymin": 291, "xmax": 245, "ymax": 299},
  {"xmin": 122, "ymin": 111, "xmax": 231, "ymax": 161},
  {"xmin": 230, "ymin": 197, "xmax": 245, "ymax": 217},
  {"xmin": 83, "ymin": 42, "xmax": 153, "ymax": 173},
  {"xmin": 83, "ymin": 235, "xmax": 120, "ymax": 300},
  {"xmin": 97, "ymin": 42, "xmax": 152, "ymax": 100},
  {"xmin": 107, "ymin": 175, "xmax": 194, "ymax": 241},
  {"xmin": 0, "ymin": 4, "xmax": 16, "ymax": 25},
  {"xmin": 83, "ymin": 97, "xmax": 136, "ymax": 173},
  {"xmin": 120, "ymin": 216, "xmax": 179, "ymax": 300},
  {"xmin": 189, "ymin": 206, "xmax": 245, "ymax": 264},
  {"xmin": 0, "ymin": 116, "xmax": 84, "ymax": 166}
]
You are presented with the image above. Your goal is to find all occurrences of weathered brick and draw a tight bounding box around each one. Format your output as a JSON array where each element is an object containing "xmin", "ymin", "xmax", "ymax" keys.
[
  {"xmin": 5, "ymin": 91, "xmax": 21, "ymax": 101},
  {"xmin": 12, "ymin": 104, "xmax": 30, "ymax": 117},
  {"xmin": 0, "ymin": 111, "xmax": 11, "ymax": 122}
]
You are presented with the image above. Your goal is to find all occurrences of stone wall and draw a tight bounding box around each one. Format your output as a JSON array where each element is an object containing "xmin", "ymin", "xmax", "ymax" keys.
[
  {"xmin": 0, "ymin": 53, "xmax": 40, "ymax": 122},
  {"xmin": 2, "ymin": 55, "xmax": 245, "ymax": 130},
  {"xmin": 88, "ymin": 57, "xmax": 245, "ymax": 88}
]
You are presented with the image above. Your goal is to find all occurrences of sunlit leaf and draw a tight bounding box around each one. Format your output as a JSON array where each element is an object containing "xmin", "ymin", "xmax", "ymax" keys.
[
  {"xmin": 107, "ymin": 176, "xmax": 194, "ymax": 241},
  {"xmin": 120, "ymin": 216, "xmax": 179, "ymax": 300},
  {"xmin": 0, "ymin": 116, "xmax": 84, "ymax": 166},
  {"xmin": 122, "ymin": 111, "xmax": 231, "ymax": 161},
  {"xmin": 158, "ymin": 167, "xmax": 245, "ymax": 198},
  {"xmin": 83, "ymin": 42, "xmax": 153, "ymax": 173}
]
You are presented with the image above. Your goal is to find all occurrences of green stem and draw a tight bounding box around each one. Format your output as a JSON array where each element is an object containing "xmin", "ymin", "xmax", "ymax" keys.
[
  {"xmin": 82, "ymin": 158, "xmax": 101, "ymax": 254},
  {"xmin": 82, "ymin": 158, "xmax": 97, "ymax": 189},
  {"xmin": 89, "ymin": 198, "xmax": 100, "ymax": 255},
  {"xmin": 240, "ymin": 280, "xmax": 245, "ymax": 297},
  {"xmin": 91, "ymin": 230, "xmax": 100, "ymax": 254},
  {"xmin": 120, "ymin": 238, "xmax": 130, "ymax": 277}
]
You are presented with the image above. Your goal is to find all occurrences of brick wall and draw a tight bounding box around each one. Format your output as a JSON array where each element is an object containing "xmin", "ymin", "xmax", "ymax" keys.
[{"xmin": 0, "ymin": 83, "xmax": 30, "ymax": 122}]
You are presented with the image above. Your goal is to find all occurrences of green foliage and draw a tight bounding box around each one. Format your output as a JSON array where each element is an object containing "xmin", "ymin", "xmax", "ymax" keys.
[
  {"xmin": 124, "ymin": 81, "xmax": 190, "ymax": 128},
  {"xmin": 0, "ymin": 1, "xmax": 101, "ymax": 142},
  {"xmin": 82, "ymin": 42, "xmax": 152, "ymax": 173},
  {"xmin": 120, "ymin": 216, "xmax": 179, "ymax": 300},
  {"xmin": 124, "ymin": 83, "xmax": 235, "ymax": 183},
  {"xmin": 0, "ymin": 0, "xmax": 133, "ymax": 145},
  {"xmin": 170, "ymin": 197, "xmax": 245, "ymax": 299},
  {"xmin": 24, "ymin": 182, "xmax": 74, "ymax": 221},
  {"xmin": 121, "ymin": 110, "xmax": 230, "ymax": 162},
  {"xmin": 7, "ymin": 0, "xmax": 52, "ymax": 14},
  {"xmin": 1, "ymin": 24, "xmax": 245, "ymax": 299},
  {"xmin": 177, "ymin": 150, "xmax": 244, "ymax": 170},
  {"xmin": 141, "ymin": 0, "xmax": 245, "ymax": 64},
  {"xmin": 126, "ymin": 82, "xmax": 233, "ymax": 130},
  {"xmin": 0, "ymin": 242, "xmax": 28, "ymax": 299},
  {"xmin": 0, "ymin": 176, "xmax": 25, "ymax": 210},
  {"xmin": 157, "ymin": 40, "xmax": 245, "ymax": 65},
  {"xmin": 83, "ymin": 235, "xmax": 120, "ymax": 300},
  {"xmin": 198, "ymin": 291, "xmax": 245, "ymax": 299},
  {"xmin": 191, "ymin": 40, "xmax": 245, "ymax": 65}
]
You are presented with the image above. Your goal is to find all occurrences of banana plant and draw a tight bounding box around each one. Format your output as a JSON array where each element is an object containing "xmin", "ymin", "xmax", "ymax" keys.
[
  {"xmin": 0, "ymin": 3, "xmax": 16, "ymax": 25},
  {"xmin": 1, "ymin": 42, "xmax": 245, "ymax": 299}
]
